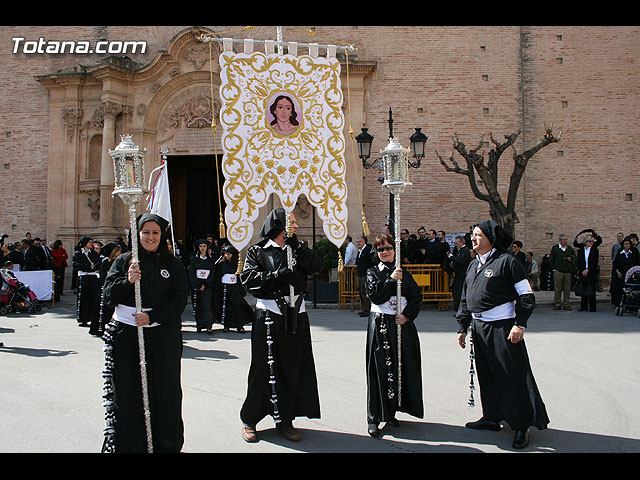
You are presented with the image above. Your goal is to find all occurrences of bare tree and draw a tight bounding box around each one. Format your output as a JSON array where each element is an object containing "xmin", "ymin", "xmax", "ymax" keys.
[{"xmin": 436, "ymin": 125, "xmax": 561, "ymax": 238}]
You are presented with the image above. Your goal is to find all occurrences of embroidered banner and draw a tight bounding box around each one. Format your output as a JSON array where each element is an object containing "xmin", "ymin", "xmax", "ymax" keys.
[{"xmin": 218, "ymin": 41, "xmax": 347, "ymax": 251}]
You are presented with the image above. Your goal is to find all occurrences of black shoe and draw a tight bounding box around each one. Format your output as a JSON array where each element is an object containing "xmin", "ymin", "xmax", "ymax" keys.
[
  {"xmin": 387, "ymin": 417, "xmax": 400, "ymax": 427},
  {"xmin": 513, "ymin": 428, "xmax": 530, "ymax": 449},
  {"xmin": 359, "ymin": 312, "xmax": 369, "ymax": 317},
  {"xmin": 368, "ymin": 423, "xmax": 380, "ymax": 437},
  {"xmin": 465, "ymin": 418, "xmax": 501, "ymax": 431}
]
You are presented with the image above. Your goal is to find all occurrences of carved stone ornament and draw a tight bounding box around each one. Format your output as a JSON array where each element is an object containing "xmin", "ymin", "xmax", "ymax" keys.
[{"xmin": 62, "ymin": 108, "xmax": 83, "ymax": 142}]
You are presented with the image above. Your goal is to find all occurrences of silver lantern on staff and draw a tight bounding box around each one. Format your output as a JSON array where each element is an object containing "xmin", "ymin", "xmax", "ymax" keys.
[
  {"xmin": 109, "ymin": 134, "xmax": 153, "ymax": 452},
  {"xmin": 380, "ymin": 136, "xmax": 412, "ymax": 407}
]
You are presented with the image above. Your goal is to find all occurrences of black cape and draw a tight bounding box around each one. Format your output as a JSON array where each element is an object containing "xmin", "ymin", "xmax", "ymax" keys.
[
  {"xmin": 239, "ymin": 234, "xmax": 322, "ymax": 427},
  {"xmin": 457, "ymin": 248, "xmax": 549, "ymax": 431},
  {"xmin": 72, "ymin": 247, "xmax": 101, "ymax": 332},
  {"xmin": 213, "ymin": 258, "xmax": 253, "ymax": 329},
  {"xmin": 188, "ymin": 254, "xmax": 216, "ymax": 330},
  {"xmin": 101, "ymin": 249, "xmax": 188, "ymax": 452},
  {"xmin": 365, "ymin": 261, "xmax": 424, "ymax": 424}
]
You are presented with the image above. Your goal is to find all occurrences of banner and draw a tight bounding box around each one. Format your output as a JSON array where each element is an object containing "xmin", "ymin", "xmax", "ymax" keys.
[{"xmin": 218, "ymin": 42, "xmax": 348, "ymax": 251}]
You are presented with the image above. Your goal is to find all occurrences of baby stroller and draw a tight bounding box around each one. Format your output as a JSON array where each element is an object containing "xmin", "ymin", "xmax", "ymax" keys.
[
  {"xmin": 614, "ymin": 266, "xmax": 640, "ymax": 317},
  {"xmin": 0, "ymin": 268, "xmax": 41, "ymax": 314}
]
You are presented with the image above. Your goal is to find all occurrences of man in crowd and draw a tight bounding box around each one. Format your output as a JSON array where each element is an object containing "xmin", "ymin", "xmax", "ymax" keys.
[
  {"xmin": 549, "ymin": 233, "xmax": 576, "ymax": 310},
  {"xmin": 356, "ymin": 235, "xmax": 374, "ymax": 317}
]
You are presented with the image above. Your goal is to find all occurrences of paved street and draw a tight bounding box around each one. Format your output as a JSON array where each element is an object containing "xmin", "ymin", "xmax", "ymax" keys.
[{"xmin": 1, "ymin": 289, "xmax": 639, "ymax": 453}]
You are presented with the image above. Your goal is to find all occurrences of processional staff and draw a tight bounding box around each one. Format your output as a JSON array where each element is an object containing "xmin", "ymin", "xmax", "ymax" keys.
[
  {"xmin": 109, "ymin": 134, "xmax": 153, "ymax": 453},
  {"xmin": 380, "ymin": 136, "xmax": 412, "ymax": 407}
]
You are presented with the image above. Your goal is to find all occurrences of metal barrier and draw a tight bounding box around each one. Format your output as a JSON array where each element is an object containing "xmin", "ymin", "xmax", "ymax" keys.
[
  {"xmin": 338, "ymin": 265, "xmax": 361, "ymax": 310},
  {"xmin": 338, "ymin": 264, "xmax": 452, "ymax": 311}
]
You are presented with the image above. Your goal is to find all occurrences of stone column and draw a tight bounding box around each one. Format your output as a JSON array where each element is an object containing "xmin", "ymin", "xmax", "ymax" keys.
[{"xmin": 98, "ymin": 101, "xmax": 121, "ymax": 234}]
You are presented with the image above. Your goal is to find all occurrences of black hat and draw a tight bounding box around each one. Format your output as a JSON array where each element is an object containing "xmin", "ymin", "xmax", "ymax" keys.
[
  {"xmin": 137, "ymin": 213, "xmax": 169, "ymax": 232},
  {"xmin": 222, "ymin": 244, "xmax": 239, "ymax": 255},
  {"xmin": 76, "ymin": 236, "xmax": 92, "ymax": 249},
  {"xmin": 475, "ymin": 220, "xmax": 513, "ymax": 250},
  {"xmin": 100, "ymin": 241, "xmax": 121, "ymax": 258},
  {"xmin": 259, "ymin": 208, "xmax": 288, "ymax": 239}
]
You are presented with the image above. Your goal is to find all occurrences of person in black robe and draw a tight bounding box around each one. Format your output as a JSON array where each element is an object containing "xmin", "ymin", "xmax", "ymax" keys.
[
  {"xmin": 188, "ymin": 239, "xmax": 216, "ymax": 333},
  {"xmin": 98, "ymin": 242, "xmax": 122, "ymax": 335},
  {"xmin": 457, "ymin": 220, "xmax": 549, "ymax": 450},
  {"xmin": 365, "ymin": 233, "xmax": 423, "ymax": 438},
  {"xmin": 239, "ymin": 208, "xmax": 322, "ymax": 443},
  {"xmin": 610, "ymin": 237, "xmax": 640, "ymax": 307},
  {"xmin": 101, "ymin": 213, "xmax": 188, "ymax": 453},
  {"xmin": 72, "ymin": 236, "xmax": 101, "ymax": 332},
  {"xmin": 448, "ymin": 235, "xmax": 472, "ymax": 313},
  {"xmin": 214, "ymin": 244, "xmax": 253, "ymax": 333}
]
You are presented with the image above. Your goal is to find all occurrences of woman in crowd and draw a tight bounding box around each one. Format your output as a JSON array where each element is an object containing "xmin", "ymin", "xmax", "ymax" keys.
[
  {"xmin": 456, "ymin": 220, "xmax": 548, "ymax": 450},
  {"xmin": 50, "ymin": 239, "xmax": 68, "ymax": 302},
  {"xmin": 188, "ymin": 239, "xmax": 216, "ymax": 333},
  {"xmin": 101, "ymin": 213, "xmax": 188, "ymax": 453},
  {"xmin": 214, "ymin": 244, "xmax": 253, "ymax": 333},
  {"xmin": 610, "ymin": 236, "xmax": 640, "ymax": 307},
  {"xmin": 72, "ymin": 236, "xmax": 101, "ymax": 331},
  {"xmin": 365, "ymin": 233, "xmax": 423, "ymax": 438}
]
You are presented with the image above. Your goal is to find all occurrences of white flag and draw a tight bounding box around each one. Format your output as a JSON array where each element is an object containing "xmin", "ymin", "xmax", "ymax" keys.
[{"xmin": 146, "ymin": 162, "xmax": 173, "ymax": 226}]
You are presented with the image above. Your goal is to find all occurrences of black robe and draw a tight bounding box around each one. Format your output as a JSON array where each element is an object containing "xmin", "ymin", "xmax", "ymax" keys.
[
  {"xmin": 239, "ymin": 237, "xmax": 322, "ymax": 427},
  {"xmin": 213, "ymin": 258, "xmax": 253, "ymax": 329},
  {"xmin": 99, "ymin": 257, "xmax": 116, "ymax": 335},
  {"xmin": 188, "ymin": 254, "xmax": 216, "ymax": 331},
  {"xmin": 72, "ymin": 248, "xmax": 101, "ymax": 332},
  {"xmin": 101, "ymin": 249, "xmax": 188, "ymax": 453},
  {"xmin": 365, "ymin": 261, "xmax": 423, "ymax": 424},
  {"xmin": 457, "ymin": 248, "xmax": 549, "ymax": 431}
]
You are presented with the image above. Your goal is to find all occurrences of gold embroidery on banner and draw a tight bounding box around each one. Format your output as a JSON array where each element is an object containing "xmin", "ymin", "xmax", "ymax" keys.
[{"xmin": 219, "ymin": 50, "xmax": 347, "ymax": 249}]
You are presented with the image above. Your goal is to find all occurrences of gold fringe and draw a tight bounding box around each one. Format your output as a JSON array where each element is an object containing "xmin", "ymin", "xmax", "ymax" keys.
[
  {"xmin": 337, "ymin": 251, "xmax": 344, "ymax": 273},
  {"xmin": 362, "ymin": 214, "xmax": 370, "ymax": 237}
]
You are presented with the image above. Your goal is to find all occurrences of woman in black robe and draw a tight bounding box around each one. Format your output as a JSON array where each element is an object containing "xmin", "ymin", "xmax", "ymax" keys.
[
  {"xmin": 365, "ymin": 233, "xmax": 423, "ymax": 438},
  {"xmin": 214, "ymin": 244, "xmax": 253, "ymax": 333},
  {"xmin": 457, "ymin": 220, "xmax": 548, "ymax": 450},
  {"xmin": 188, "ymin": 239, "xmax": 216, "ymax": 333},
  {"xmin": 98, "ymin": 242, "xmax": 122, "ymax": 335},
  {"xmin": 72, "ymin": 236, "xmax": 101, "ymax": 333},
  {"xmin": 610, "ymin": 237, "xmax": 640, "ymax": 307},
  {"xmin": 239, "ymin": 208, "xmax": 322, "ymax": 443},
  {"xmin": 101, "ymin": 213, "xmax": 188, "ymax": 453}
]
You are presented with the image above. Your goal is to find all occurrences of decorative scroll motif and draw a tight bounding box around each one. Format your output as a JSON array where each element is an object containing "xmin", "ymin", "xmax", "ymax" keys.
[{"xmin": 218, "ymin": 46, "xmax": 347, "ymax": 251}]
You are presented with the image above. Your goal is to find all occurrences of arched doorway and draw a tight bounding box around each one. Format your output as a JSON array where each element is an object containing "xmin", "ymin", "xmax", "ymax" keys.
[{"xmin": 166, "ymin": 154, "xmax": 225, "ymax": 251}]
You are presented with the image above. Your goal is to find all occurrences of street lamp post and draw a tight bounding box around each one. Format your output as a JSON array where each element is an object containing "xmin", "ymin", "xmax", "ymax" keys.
[{"xmin": 355, "ymin": 108, "xmax": 427, "ymax": 407}]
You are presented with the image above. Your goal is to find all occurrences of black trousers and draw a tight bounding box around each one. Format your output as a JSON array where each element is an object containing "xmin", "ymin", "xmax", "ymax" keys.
[{"xmin": 472, "ymin": 317, "xmax": 549, "ymax": 431}]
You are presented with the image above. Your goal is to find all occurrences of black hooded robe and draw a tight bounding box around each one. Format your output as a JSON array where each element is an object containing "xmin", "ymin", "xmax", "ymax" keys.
[
  {"xmin": 365, "ymin": 261, "xmax": 424, "ymax": 425},
  {"xmin": 72, "ymin": 237, "xmax": 101, "ymax": 331},
  {"xmin": 457, "ymin": 220, "xmax": 549, "ymax": 431},
  {"xmin": 101, "ymin": 214, "xmax": 188, "ymax": 453},
  {"xmin": 213, "ymin": 251, "xmax": 253, "ymax": 330},
  {"xmin": 239, "ymin": 208, "xmax": 323, "ymax": 428},
  {"xmin": 188, "ymin": 244, "xmax": 216, "ymax": 332}
]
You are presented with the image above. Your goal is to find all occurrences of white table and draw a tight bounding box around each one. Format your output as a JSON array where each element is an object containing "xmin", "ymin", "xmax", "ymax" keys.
[{"xmin": 14, "ymin": 270, "xmax": 55, "ymax": 301}]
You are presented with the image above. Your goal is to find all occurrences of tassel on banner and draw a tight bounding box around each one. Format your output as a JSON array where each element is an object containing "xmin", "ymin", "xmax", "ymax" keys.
[
  {"xmin": 362, "ymin": 212, "xmax": 370, "ymax": 237},
  {"xmin": 219, "ymin": 212, "xmax": 226, "ymax": 239},
  {"xmin": 235, "ymin": 253, "xmax": 244, "ymax": 275},
  {"xmin": 337, "ymin": 251, "xmax": 344, "ymax": 273},
  {"xmin": 468, "ymin": 333, "xmax": 476, "ymax": 408}
]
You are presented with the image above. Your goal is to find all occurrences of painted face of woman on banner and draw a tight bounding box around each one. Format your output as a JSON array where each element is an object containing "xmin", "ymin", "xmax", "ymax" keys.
[{"xmin": 269, "ymin": 94, "xmax": 300, "ymax": 136}]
